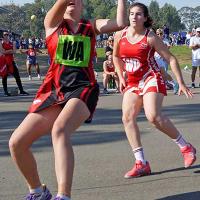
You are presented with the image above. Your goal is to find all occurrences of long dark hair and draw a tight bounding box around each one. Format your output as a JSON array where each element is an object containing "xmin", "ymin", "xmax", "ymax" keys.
[{"xmin": 128, "ymin": 2, "xmax": 153, "ymax": 28}]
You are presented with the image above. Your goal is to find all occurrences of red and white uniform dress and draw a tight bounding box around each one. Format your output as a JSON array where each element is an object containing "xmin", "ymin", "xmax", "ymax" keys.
[
  {"xmin": 29, "ymin": 19, "xmax": 99, "ymax": 121},
  {"xmin": 118, "ymin": 28, "xmax": 166, "ymax": 95},
  {"xmin": 2, "ymin": 41, "xmax": 15, "ymax": 74}
]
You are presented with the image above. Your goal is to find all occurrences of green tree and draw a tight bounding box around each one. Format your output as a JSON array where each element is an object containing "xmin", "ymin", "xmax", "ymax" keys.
[
  {"xmin": 0, "ymin": 4, "xmax": 26, "ymax": 34},
  {"xmin": 149, "ymin": 0, "xmax": 160, "ymax": 29},
  {"xmin": 83, "ymin": 0, "xmax": 117, "ymax": 19},
  {"xmin": 159, "ymin": 3, "xmax": 184, "ymax": 32}
]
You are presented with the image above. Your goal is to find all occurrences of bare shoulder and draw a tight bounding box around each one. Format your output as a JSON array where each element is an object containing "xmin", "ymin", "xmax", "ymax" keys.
[
  {"xmin": 147, "ymin": 30, "xmax": 156, "ymax": 40},
  {"xmin": 114, "ymin": 30, "xmax": 123, "ymax": 41},
  {"xmin": 147, "ymin": 30, "xmax": 159, "ymax": 46}
]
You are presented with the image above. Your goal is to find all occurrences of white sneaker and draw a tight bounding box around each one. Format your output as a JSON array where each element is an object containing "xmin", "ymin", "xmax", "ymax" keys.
[
  {"xmin": 28, "ymin": 75, "xmax": 32, "ymax": 80},
  {"xmin": 38, "ymin": 74, "xmax": 41, "ymax": 80}
]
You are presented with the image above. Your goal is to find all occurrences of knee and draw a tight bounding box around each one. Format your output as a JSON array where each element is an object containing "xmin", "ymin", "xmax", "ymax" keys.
[
  {"xmin": 122, "ymin": 112, "xmax": 136, "ymax": 126},
  {"xmin": 52, "ymin": 122, "xmax": 70, "ymax": 141},
  {"xmin": 9, "ymin": 132, "xmax": 25, "ymax": 155},
  {"xmin": 146, "ymin": 113, "xmax": 161, "ymax": 125}
]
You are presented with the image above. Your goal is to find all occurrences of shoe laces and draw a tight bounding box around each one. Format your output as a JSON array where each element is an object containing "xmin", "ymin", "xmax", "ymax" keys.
[
  {"xmin": 26, "ymin": 193, "xmax": 40, "ymax": 200},
  {"xmin": 135, "ymin": 160, "xmax": 144, "ymax": 168},
  {"xmin": 181, "ymin": 145, "xmax": 194, "ymax": 157}
]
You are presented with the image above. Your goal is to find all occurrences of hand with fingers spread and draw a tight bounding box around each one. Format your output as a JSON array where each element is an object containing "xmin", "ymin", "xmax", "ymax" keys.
[{"xmin": 178, "ymin": 83, "xmax": 193, "ymax": 98}]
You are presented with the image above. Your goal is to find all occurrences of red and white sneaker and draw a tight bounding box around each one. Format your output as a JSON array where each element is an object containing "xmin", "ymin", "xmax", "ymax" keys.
[
  {"xmin": 181, "ymin": 143, "xmax": 196, "ymax": 168},
  {"xmin": 124, "ymin": 160, "xmax": 151, "ymax": 179}
]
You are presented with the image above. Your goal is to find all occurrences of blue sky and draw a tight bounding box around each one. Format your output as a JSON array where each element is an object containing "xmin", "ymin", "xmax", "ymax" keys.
[{"xmin": 0, "ymin": 0, "xmax": 199, "ymax": 10}]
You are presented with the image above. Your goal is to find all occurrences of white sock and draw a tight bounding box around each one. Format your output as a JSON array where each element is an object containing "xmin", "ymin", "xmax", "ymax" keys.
[
  {"xmin": 172, "ymin": 134, "xmax": 188, "ymax": 149},
  {"xmin": 30, "ymin": 185, "xmax": 43, "ymax": 194},
  {"xmin": 132, "ymin": 147, "xmax": 146, "ymax": 164},
  {"xmin": 56, "ymin": 194, "xmax": 71, "ymax": 200}
]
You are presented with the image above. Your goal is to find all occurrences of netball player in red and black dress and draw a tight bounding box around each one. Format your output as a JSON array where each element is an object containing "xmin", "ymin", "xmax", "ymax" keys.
[
  {"xmin": 0, "ymin": 31, "xmax": 28, "ymax": 96},
  {"xmin": 113, "ymin": 3, "xmax": 196, "ymax": 179},
  {"xmin": 9, "ymin": 0, "xmax": 126, "ymax": 200}
]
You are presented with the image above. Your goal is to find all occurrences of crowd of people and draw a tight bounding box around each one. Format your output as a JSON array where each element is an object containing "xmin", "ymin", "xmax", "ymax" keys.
[
  {"xmin": 18, "ymin": 36, "xmax": 45, "ymax": 49},
  {"xmin": 0, "ymin": 1, "xmax": 199, "ymax": 200}
]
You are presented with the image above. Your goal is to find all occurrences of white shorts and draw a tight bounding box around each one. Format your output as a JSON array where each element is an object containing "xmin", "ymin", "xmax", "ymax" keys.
[{"xmin": 192, "ymin": 59, "xmax": 200, "ymax": 67}]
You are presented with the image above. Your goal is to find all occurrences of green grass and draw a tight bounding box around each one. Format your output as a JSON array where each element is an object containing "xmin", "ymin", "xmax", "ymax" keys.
[
  {"xmin": 170, "ymin": 45, "xmax": 192, "ymax": 68},
  {"xmin": 15, "ymin": 46, "xmax": 192, "ymax": 73},
  {"xmin": 95, "ymin": 46, "xmax": 192, "ymax": 72}
]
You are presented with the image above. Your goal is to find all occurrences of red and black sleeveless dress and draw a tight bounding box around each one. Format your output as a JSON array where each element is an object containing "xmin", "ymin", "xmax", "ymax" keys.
[
  {"xmin": 29, "ymin": 19, "xmax": 99, "ymax": 120},
  {"xmin": 0, "ymin": 54, "xmax": 7, "ymax": 78},
  {"xmin": 2, "ymin": 41, "xmax": 15, "ymax": 74},
  {"xmin": 118, "ymin": 28, "xmax": 166, "ymax": 95}
]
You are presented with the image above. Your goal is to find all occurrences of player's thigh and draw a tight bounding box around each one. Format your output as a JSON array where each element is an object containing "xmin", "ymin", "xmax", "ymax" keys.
[
  {"xmin": 122, "ymin": 92, "xmax": 143, "ymax": 120},
  {"xmin": 10, "ymin": 105, "xmax": 62, "ymax": 148}
]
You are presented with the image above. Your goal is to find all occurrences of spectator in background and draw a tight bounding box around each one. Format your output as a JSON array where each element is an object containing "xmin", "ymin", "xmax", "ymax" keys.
[
  {"xmin": 105, "ymin": 35, "xmax": 114, "ymax": 58},
  {"xmin": 163, "ymin": 24, "xmax": 169, "ymax": 39},
  {"xmin": 185, "ymin": 31, "xmax": 192, "ymax": 46},
  {"xmin": 0, "ymin": 31, "xmax": 29, "ymax": 96},
  {"xmin": 192, "ymin": 25, "xmax": 197, "ymax": 36},
  {"xmin": 189, "ymin": 27, "xmax": 200, "ymax": 88},
  {"xmin": 154, "ymin": 28, "xmax": 179, "ymax": 94},
  {"xmin": 103, "ymin": 54, "xmax": 119, "ymax": 94}
]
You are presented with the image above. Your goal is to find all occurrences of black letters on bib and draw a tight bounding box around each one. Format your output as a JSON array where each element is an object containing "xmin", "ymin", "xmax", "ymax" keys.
[{"xmin": 63, "ymin": 41, "xmax": 84, "ymax": 62}]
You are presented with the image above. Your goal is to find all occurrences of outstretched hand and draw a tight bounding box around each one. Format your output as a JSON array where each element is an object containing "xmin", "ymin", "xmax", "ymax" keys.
[{"xmin": 178, "ymin": 83, "xmax": 193, "ymax": 98}]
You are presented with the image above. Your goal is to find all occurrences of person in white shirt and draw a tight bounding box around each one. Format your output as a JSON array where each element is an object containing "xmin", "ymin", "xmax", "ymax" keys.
[{"xmin": 189, "ymin": 27, "xmax": 200, "ymax": 88}]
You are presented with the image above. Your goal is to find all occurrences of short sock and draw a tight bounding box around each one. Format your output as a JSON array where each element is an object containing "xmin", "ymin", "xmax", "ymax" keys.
[
  {"xmin": 30, "ymin": 185, "xmax": 43, "ymax": 194},
  {"xmin": 132, "ymin": 147, "xmax": 146, "ymax": 164},
  {"xmin": 172, "ymin": 134, "xmax": 188, "ymax": 149}
]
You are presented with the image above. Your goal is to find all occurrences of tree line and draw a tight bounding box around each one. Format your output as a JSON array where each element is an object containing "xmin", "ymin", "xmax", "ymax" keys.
[{"xmin": 0, "ymin": 0, "xmax": 199, "ymax": 38}]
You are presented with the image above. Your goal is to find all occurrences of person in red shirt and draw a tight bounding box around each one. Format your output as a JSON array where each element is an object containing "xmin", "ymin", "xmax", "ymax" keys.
[
  {"xmin": 9, "ymin": 1, "xmax": 126, "ymax": 200},
  {"xmin": 103, "ymin": 54, "xmax": 119, "ymax": 93},
  {"xmin": 0, "ymin": 52, "xmax": 7, "ymax": 78},
  {"xmin": 0, "ymin": 31, "xmax": 29, "ymax": 96},
  {"xmin": 113, "ymin": 2, "xmax": 196, "ymax": 179}
]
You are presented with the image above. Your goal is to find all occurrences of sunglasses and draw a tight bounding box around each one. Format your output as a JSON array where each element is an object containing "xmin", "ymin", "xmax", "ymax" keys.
[{"xmin": 3, "ymin": 34, "xmax": 9, "ymax": 36}]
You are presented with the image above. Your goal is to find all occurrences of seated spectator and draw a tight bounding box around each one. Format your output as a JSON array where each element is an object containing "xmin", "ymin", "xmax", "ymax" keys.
[{"xmin": 103, "ymin": 54, "xmax": 119, "ymax": 94}]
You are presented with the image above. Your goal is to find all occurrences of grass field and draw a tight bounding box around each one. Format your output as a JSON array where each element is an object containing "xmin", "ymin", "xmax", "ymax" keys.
[
  {"xmin": 95, "ymin": 45, "xmax": 192, "ymax": 72},
  {"xmin": 14, "ymin": 45, "xmax": 192, "ymax": 74}
]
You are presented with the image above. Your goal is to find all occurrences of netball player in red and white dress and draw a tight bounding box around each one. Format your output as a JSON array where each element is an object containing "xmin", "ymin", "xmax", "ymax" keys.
[
  {"xmin": 113, "ymin": 2, "xmax": 196, "ymax": 179},
  {"xmin": 9, "ymin": 0, "xmax": 126, "ymax": 200}
]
